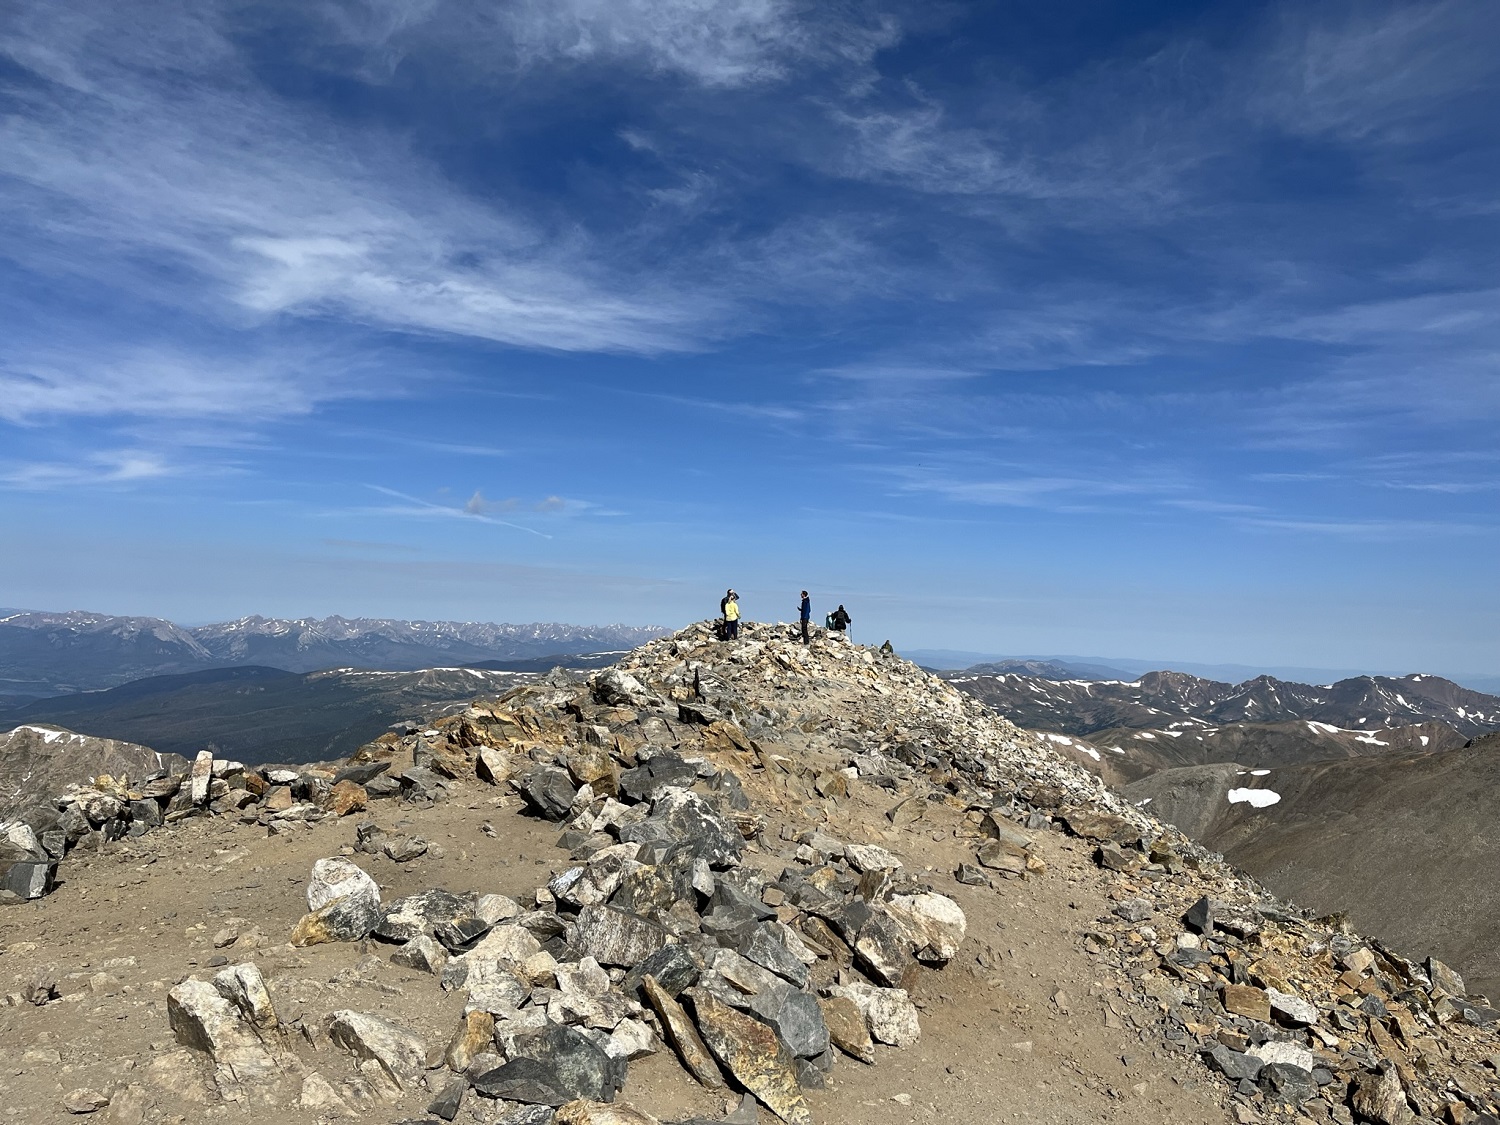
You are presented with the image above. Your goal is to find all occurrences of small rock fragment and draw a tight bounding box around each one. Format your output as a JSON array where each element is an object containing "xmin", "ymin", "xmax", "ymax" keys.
[{"xmin": 62, "ymin": 1090, "xmax": 110, "ymax": 1115}]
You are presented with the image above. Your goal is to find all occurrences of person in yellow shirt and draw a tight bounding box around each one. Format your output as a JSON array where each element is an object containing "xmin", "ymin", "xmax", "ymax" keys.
[{"xmin": 722, "ymin": 590, "xmax": 741, "ymax": 639}]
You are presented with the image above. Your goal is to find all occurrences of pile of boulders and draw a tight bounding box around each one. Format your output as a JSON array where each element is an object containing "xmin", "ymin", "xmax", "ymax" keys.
[
  {"xmin": 267, "ymin": 735, "xmax": 967, "ymax": 1124},
  {"xmin": 421, "ymin": 622, "xmax": 1500, "ymax": 1123},
  {"xmin": 1037, "ymin": 806, "xmax": 1500, "ymax": 1123},
  {"xmin": 0, "ymin": 725, "xmax": 471, "ymax": 902}
]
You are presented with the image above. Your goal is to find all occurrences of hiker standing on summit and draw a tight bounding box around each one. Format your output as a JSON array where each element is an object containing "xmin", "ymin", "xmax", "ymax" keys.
[
  {"xmin": 797, "ymin": 590, "xmax": 811, "ymax": 644},
  {"xmin": 722, "ymin": 589, "xmax": 741, "ymax": 640}
]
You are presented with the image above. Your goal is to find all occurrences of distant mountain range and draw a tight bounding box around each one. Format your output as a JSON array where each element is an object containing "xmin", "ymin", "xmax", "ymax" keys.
[
  {"xmin": 946, "ymin": 666, "xmax": 1500, "ymax": 738},
  {"xmin": 945, "ymin": 665, "xmax": 1500, "ymax": 788},
  {"xmin": 951, "ymin": 658, "xmax": 1136, "ymax": 681},
  {"xmin": 0, "ymin": 608, "xmax": 668, "ymax": 701},
  {"xmin": 906, "ymin": 649, "xmax": 1500, "ymax": 695},
  {"xmin": 0, "ymin": 664, "xmax": 541, "ymax": 766}
]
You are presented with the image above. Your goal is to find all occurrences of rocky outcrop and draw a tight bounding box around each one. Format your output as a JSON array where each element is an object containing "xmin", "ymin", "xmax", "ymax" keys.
[{"xmin": 0, "ymin": 724, "xmax": 185, "ymax": 820}]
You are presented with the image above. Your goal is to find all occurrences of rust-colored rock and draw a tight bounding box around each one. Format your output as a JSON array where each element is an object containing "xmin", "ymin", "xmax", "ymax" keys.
[
  {"xmin": 819, "ymin": 995, "xmax": 874, "ymax": 1063},
  {"xmin": 327, "ymin": 780, "xmax": 367, "ymax": 816},
  {"xmin": 264, "ymin": 786, "xmax": 294, "ymax": 812},
  {"xmin": 444, "ymin": 1009, "xmax": 496, "ymax": 1073},
  {"xmin": 687, "ymin": 988, "xmax": 809, "ymax": 1125},
  {"xmin": 566, "ymin": 747, "xmax": 620, "ymax": 797},
  {"xmin": 641, "ymin": 975, "xmax": 723, "ymax": 1089},
  {"xmin": 1221, "ymin": 984, "xmax": 1271, "ymax": 1022}
]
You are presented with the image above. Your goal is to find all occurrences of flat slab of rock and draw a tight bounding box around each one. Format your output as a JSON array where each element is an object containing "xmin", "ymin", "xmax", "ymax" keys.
[
  {"xmin": 291, "ymin": 893, "xmax": 382, "ymax": 946},
  {"xmin": 1266, "ymin": 987, "xmax": 1319, "ymax": 1026},
  {"xmin": 373, "ymin": 894, "xmax": 468, "ymax": 948},
  {"xmin": 1247, "ymin": 1040, "xmax": 1313, "ymax": 1073},
  {"xmin": 1205, "ymin": 1044, "xmax": 1262, "ymax": 1082},
  {"xmin": 62, "ymin": 1088, "xmax": 110, "ymax": 1114},
  {"xmin": 1222, "ymin": 983, "xmax": 1271, "ymax": 1022},
  {"xmin": 326, "ymin": 1010, "xmax": 426, "ymax": 1088},
  {"xmin": 641, "ymin": 976, "xmax": 724, "ymax": 1089},
  {"xmin": 975, "ymin": 841, "xmax": 1027, "ymax": 875},
  {"xmin": 687, "ymin": 989, "xmax": 810, "ymax": 1125},
  {"xmin": 471, "ymin": 1022, "xmax": 624, "ymax": 1106},
  {"xmin": 1060, "ymin": 809, "xmax": 1139, "ymax": 844}
]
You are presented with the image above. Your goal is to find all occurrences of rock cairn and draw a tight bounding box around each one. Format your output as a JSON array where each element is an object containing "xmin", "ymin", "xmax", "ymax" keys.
[{"xmin": 6, "ymin": 619, "xmax": 1500, "ymax": 1124}]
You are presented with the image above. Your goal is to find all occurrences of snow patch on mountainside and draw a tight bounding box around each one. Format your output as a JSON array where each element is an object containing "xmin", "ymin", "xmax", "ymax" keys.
[{"xmin": 1227, "ymin": 787, "xmax": 1281, "ymax": 809}]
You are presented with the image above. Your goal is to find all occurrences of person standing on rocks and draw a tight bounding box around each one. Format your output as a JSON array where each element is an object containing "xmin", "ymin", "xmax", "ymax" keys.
[
  {"xmin": 797, "ymin": 590, "xmax": 812, "ymax": 644},
  {"xmin": 723, "ymin": 590, "xmax": 741, "ymax": 640},
  {"xmin": 829, "ymin": 604, "xmax": 851, "ymax": 635}
]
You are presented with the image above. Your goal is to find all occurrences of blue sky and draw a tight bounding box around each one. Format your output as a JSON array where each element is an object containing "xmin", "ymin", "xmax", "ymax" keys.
[{"xmin": 2, "ymin": 0, "xmax": 1498, "ymax": 675}]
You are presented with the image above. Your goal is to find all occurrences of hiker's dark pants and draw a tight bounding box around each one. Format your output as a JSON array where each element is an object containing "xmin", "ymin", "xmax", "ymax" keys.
[{"xmin": 800, "ymin": 619, "xmax": 810, "ymax": 643}]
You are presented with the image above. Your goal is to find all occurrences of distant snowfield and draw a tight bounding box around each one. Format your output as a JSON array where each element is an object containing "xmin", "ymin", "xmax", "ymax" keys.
[
  {"xmin": 1041, "ymin": 731, "xmax": 1100, "ymax": 760},
  {"xmin": 1227, "ymin": 787, "xmax": 1281, "ymax": 809},
  {"xmin": 17, "ymin": 725, "xmax": 72, "ymax": 744}
]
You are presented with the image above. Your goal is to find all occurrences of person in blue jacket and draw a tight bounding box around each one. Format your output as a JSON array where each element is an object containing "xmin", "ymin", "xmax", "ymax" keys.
[{"xmin": 797, "ymin": 591, "xmax": 811, "ymax": 644}]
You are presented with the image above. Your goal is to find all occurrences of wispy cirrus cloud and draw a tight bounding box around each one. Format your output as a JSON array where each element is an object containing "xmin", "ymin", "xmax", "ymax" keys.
[
  {"xmin": 1249, "ymin": 0, "xmax": 1500, "ymax": 145},
  {"xmin": 1236, "ymin": 515, "xmax": 1493, "ymax": 539},
  {"xmin": 361, "ymin": 485, "xmax": 552, "ymax": 537},
  {"xmin": 0, "ymin": 449, "xmax": 174, "ymax": 489},
  {"xmin": 0, "ymin": 0, "xmax": 724, "ymax": 430},
  {"xmin": 306, "ymin": 0, "xmax": 901, "ymax": 87},
  {"xmin": 0, "ymin": 342, "xmax": 375, "ymax": 425}
]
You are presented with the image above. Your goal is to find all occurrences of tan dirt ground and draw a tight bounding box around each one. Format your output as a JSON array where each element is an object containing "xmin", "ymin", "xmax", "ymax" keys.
[{"xmin": 0, "ymin": 764, "xmax": 1235, "ymax": 1125}]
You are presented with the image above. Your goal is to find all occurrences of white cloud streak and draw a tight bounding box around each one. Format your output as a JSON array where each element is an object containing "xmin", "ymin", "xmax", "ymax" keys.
[
  {"xmin": 362, "ymin": 485, "xmax": 552, "ymax": 537},
  {"xmin": 311, "ymin": 0, "xmax": 900, "ymax": 87},
  {"xmin": 0, "ymin": 450, "xmax": 174, "ymax": 489}
]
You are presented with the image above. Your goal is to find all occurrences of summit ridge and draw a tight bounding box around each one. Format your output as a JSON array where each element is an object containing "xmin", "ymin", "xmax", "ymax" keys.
[{"xmin": 0, "ymin": 622, "xmax": 1495, "ymax": 1123}]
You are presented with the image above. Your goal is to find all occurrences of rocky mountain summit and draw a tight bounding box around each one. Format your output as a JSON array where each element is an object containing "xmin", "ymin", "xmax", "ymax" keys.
[
  {"xmin": 0, "ymin": 725, "xmax": 185, "ymax": 821},
  {"xmin": 0, "ymin": 623, "xmax": 1496, "ymax": 1124}
]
